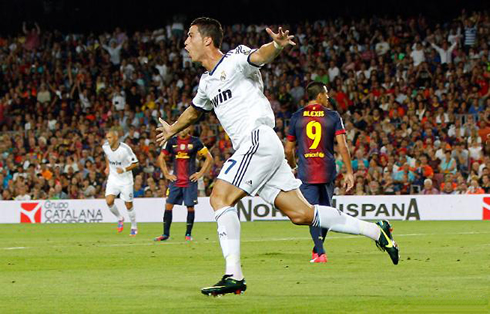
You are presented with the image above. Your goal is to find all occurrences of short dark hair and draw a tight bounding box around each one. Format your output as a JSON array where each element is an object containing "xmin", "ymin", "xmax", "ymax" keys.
[
  {"xmin": 306, "ymin": 82, "xmax": 326, "ymax": 101},
  {"xmin": 190, "ymin": 17, "xmax": 223, "ymax": 49}
]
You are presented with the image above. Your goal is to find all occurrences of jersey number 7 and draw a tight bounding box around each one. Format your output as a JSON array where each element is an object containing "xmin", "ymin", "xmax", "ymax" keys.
[{"xmin": 224, "ymin": 159, "xmax": 237, "ymax": 174}]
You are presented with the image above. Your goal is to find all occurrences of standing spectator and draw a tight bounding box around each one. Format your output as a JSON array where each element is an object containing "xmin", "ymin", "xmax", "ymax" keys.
[
  {"xmin": 328, "ymin": 61, "xmax": 340, "ymax": 83},
  {"xmin": 22, "ymin": 21, "xmax": 40, "ymax": 51},
  {"xmin": 464, "ymin": 14, "xmax": 479, "ymax": 51},
  {"xmin": 112, "ymin": 86, "xmax": 126, "ymax": 111},
  {"xmin": 375, "ymin": 35, "xmax": 390, "ymax": 56},
  {"xmin": 289, "ymin": 78, "xmax": 305, "ymax": 105},
  {"xmin": 102, "ymin": 37, "xmax": 125, "ymax": 66},
  {"xmin": 429, "ymin": 39, "xmax": 457, "ymax": 64},
  {"xmin": 411, "ymin": 43, "xmax": 426, "ymax": 67},
  {"xmin": 37, "ymin": 84, "xmax": 51, "ymax": 104}
]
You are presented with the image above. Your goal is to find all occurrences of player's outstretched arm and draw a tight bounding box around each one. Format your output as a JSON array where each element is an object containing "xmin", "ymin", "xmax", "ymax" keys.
[
  {"xmin": 249, "ymin": 27, "xmax": 295, "ymax": 66},
  {"xmin": 156, "ymin": 106, "xmax": 202, "ymax": 146}
]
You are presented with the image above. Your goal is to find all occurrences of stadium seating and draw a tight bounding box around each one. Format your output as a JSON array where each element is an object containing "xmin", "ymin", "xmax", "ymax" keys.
[{"xmin": 0, "ymin": 11, "xmax": 489, "ymax": 200}]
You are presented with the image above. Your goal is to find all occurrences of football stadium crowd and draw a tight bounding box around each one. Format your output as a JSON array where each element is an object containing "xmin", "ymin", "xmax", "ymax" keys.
[{"xmin": 1, "ymin": 11, "xmax": 490, "ymax": 201}]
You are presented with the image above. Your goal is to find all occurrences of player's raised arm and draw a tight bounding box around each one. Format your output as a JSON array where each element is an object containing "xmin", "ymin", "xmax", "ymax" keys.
[
  {"xmin": 249, "ymin": 27, "xmax": 296, "ymax": 66},
  {"xmin": 156, "ymin": 106, "xmax": 202, "ymax": 146}
]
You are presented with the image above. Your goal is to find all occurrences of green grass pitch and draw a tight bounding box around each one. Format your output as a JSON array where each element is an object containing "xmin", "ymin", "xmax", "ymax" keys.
[{"xmin": 1, "ymin": 220, "xmax": 489, "ymax": 313}]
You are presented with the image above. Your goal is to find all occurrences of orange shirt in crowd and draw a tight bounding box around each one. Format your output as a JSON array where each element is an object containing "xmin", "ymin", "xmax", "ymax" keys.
[
  {"xmin": 41, "ymin": 169, "xmax": 53, "ymax": 180},
  {"xmin": 478, "ymin": 126, "xmax": 490, "ymax": 143},
  {"xmin": 421, "ymin": 165, "xmax": 434, "ymax": 178},
  {"xmin": 466, "ymin": 188, "xmax": 485, "ymax": 195},
  {"xmin": 440, "ymin": 182, "xmax": 457, "ymax": 190}
]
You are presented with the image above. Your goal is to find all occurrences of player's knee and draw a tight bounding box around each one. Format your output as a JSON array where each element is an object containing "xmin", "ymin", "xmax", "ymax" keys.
[
  {"xmin": 289, "ymin": 210, "xmax": 313, "ymax": 225},
  {"xmin": 106, "ymin": 200, "xmax": 114, "ymax": 207},
  {"xmin": 210, "ymin": 190, "xmax": 230, "ymax": 210},
  {"xmin": 290, "ymin": 215, "xmax": 311, "ymax": 225}
]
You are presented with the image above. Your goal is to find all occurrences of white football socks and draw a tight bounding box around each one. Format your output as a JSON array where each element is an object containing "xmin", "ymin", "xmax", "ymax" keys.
[
  {"xmin": 312, "ymin": 205, "xmax": 380, "ymax": 241},
  {"xmin": 127, "ymin": 208, "xmax": 137, "ymax": 229},
  {"xmin": 108, "ymin": 204, "xmax": 123, "ymax": 220},
  {"xmin": 215, "ymin": 206, "xmax": 243, "ymax": 280}
]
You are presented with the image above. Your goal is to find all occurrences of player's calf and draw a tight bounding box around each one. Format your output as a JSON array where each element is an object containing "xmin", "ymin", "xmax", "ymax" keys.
[{"xmin": 274, "ymin": 189, "xmax": 314, "ymax": 225}]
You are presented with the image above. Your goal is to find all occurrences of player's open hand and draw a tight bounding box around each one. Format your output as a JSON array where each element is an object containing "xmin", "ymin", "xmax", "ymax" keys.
[
  {"xmin": 344, "ymin": 173, "xmax": 354, "ymax": 193},
  {"xmin": 189, "ymin": 172, "xmax": 202, "ymax": 182},
  {"xmin": 116, "ymin": 167, "xmax": 124, "ymax": 174},
  {"xmin": 266, "ymin": 27, "xmax": 296, "ymax": 49},
  {"xmin": 156, "ymin": 117, "xmax": 172, "ymax": 146},
  {"xmin": 165, "ymin": 174, "xmax": 177, "ymax": 182},
  {"xmin": 104, "ymin": 167, "xmax": 109, "ymax": 176}
]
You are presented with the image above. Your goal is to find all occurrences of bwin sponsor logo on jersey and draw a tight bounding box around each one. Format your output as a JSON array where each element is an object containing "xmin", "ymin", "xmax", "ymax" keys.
[{"xmin": 211, "ymin": 89, "xmax": 232, "ymax": 107}]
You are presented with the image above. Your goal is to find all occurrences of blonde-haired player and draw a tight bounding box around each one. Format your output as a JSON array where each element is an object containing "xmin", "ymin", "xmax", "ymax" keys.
[{"xmin": 103, "ymin": 130, "xmax": 139, "ymax": 236}]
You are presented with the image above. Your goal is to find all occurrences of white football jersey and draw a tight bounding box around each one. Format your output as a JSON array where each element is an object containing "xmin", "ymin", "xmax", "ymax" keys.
[
  {"xmin": 192, "ymin": 45, "xmax": 275, "ymax": 149},
  {"xmin": 102, "ymin": 142, "xmax": 138, "ymax": 185}
]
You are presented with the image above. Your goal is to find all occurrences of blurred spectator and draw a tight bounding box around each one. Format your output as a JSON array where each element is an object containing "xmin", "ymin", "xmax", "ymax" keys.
[
  {"xmin": 1, "ymin": 12, "xmax": 489, "ymax": 200},
  {"xmin": 421, "ymin": 179, "xmax": 439, "ymax": 195},
  {"xmin": 481, "ymin": 174, "xmax": 490, "ymax": 193},
  {"xmin": 466, "ymin": 179, "xmax": 485, "ymax": 194}
]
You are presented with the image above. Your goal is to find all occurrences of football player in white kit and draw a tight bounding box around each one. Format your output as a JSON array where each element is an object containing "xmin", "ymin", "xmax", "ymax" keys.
[
  {"xmin": 103, "ymin": 130, "xmax": 139, "ymax": 236},
  {"xmin": 156, "ymin": 17, "xmax": 399, "ymax": 296}
]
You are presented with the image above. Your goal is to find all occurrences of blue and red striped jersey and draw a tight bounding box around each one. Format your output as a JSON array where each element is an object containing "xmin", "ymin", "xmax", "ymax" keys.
[
  {"xmin": 162, "ymin": 136, "xmax": 205, "ymax": 187},
  {"xmin": 287, "ymin": 103, "xmax": 345, "ymax": 184}
]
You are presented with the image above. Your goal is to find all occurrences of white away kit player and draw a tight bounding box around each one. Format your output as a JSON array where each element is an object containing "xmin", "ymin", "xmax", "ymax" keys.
[
  {"xmin": 156, "ymin": 17, "xmax": 399, "ymax": 296},
  {"xmin": 103, "ymin": 130, "xmax": 139, "ymax": 236}
]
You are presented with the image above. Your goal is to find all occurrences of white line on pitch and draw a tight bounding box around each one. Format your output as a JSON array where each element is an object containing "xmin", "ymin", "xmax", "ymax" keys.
[{"xmin": 2, "ymin": 231, "xmax": 489, "ymax": 250}]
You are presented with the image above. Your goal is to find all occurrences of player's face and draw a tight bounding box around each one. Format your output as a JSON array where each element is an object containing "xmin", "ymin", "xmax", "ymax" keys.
[
  {"xmin": 106, "ymin": 133, "xmax": 117, "ymax": 147},
  {"xmin": 320, "ymin": 86, "xmax": 330, "ymax": 106},
  {"xmin": 185, "ymin": 25, "xmax": 205, "ymax": 62},
  {"xmin": 179, "ymin": 127, "xmax": 191, "ymax": 138}
]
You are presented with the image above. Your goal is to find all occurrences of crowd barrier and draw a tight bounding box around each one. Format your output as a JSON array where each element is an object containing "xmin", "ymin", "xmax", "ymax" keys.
[{"xmin": 1, "ymin": 195, "xmax": 489, "ymax": 224}]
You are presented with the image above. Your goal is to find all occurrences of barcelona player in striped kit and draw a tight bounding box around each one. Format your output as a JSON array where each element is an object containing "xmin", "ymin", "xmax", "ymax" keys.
[
  {"xmin": 154, "ymin": 126, "xmax": 213, "ymax": 241},
  {"xmin": 286, "ymin": 82, "xmax": 355, "ymax": 263}
]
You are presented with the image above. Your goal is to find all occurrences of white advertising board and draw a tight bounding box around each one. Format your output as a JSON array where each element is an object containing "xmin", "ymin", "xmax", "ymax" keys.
[{"xmin": 1, "ymin": 195, "xmax": 489, "ymax": 224}]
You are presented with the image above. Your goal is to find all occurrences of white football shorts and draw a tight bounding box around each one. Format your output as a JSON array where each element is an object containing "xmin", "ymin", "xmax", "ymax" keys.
[
  {"xmin": 218, "ymin": 125, "xmax": 301, "ymax": 204},
  {"xmin": 105, "ymin": 180, "xmax": 134, "ymax": 202}
]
